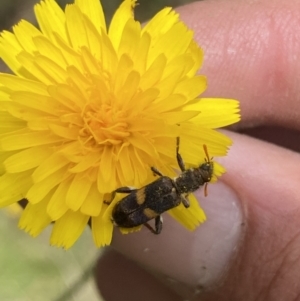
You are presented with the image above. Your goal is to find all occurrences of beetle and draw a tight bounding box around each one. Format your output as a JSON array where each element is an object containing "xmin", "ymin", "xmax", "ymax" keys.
[{"xmin": 108, "ymin": 137, "xmax": 214, "ymax": 234}]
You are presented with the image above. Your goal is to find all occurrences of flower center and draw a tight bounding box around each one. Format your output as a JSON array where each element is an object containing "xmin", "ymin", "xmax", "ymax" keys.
[{"xmin": 79, "ymin": 103, "xmax": 130, "ymax": 146}]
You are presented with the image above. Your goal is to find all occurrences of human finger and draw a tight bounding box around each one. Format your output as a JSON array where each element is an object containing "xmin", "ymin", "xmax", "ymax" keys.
[
  {"xmin": 180, "ymin": 0, "xmax": 300, "ymax": 130},
  {"xmin": 95, "ymin": 131, "xmax": 300, "ymax": 301},
  {"xmin": 94, "ymin": 249, "xmax": 182, "ymax": 301},
  {"xmin": 96, "ymin": 0, "xmax": 300, "ymax": 299}
]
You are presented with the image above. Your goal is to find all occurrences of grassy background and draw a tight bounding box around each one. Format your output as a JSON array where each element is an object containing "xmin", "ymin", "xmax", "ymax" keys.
[{"xmin": 0, "ymin": 0, "xmax": 197, "ymax": 300}]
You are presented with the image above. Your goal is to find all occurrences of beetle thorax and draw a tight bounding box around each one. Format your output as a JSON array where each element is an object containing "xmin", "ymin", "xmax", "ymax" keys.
[{"xmin": 175, "ymin": 169, "xmax": 201, "ymax": 194}]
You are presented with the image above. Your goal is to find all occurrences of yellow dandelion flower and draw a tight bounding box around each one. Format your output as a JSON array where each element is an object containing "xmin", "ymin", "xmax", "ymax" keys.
[{"xmin": 0, "ymin": 0, "xmax": 240, "ymax": 249}]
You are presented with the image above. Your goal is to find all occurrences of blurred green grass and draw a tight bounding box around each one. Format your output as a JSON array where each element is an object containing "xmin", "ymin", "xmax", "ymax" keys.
[
  {"xmin": 0, "ymin": 210, "xmax": 101, "ymax": 301},
  {"xmin": 0, "ymin": 0, "xmax": 196, "ymax": 300}
]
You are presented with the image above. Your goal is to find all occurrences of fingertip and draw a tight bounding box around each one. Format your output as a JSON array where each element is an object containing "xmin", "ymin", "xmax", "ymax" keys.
[
  {"xmin": 177, "ymin": 0, "xmax": 300, "ymax": 130},
  {"xmin": 110, "ymin": 180, "xmax": 244, "ymax": 297},
  {"xmin": 221, "ymin": 131, "xmax": 300, "ymax": 212}
]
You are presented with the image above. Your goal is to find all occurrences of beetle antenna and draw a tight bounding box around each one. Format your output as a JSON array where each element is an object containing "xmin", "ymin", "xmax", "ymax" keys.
[{"xmin": 176, "ymin": 137, "xmax": 180, "ymax": 153}]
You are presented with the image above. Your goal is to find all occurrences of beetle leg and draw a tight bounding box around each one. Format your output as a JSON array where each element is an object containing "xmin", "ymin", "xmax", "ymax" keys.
[
  {"xmin": 104, "ymin": 187, "xmax": 137, "ymax": 204},
  {"xmin": 181, "ymin": 194, "xmax": 190, "ymax": 208},
  {"xmin": 151, "ymin": 166, "xmax": 164, "ymax": 177},
  {"xmin": 144, "ymin": 222, "xmax": 156, "ymax": 234},
  {"xmin": 176, "ymin": 137, "xmax": 186, "ymax": 172},
  {"xmin": 144, "ymin": 215, "xmax": 162, "ymax": 234},
  {"xmin": 173, "ymin": 181, "xmax": 189, "ymax": 208},
  {"xmin": 115, "ymin": 187, "xmax": 137, "ymax": 193},
  {"xmin": 155, "ymin": 215, "xmax": 163, "ymax": 234}
]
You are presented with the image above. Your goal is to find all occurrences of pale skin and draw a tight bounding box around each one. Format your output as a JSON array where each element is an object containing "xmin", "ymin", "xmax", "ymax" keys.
[{"xmin": 94, "ymin": 0, "xmax": 300, "ymax": 300}]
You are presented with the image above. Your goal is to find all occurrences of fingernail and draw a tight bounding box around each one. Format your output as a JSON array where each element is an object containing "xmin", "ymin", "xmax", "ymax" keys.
[{"xmin": 112, "ymin": 181, "xmax": 245, "ymax": 297}]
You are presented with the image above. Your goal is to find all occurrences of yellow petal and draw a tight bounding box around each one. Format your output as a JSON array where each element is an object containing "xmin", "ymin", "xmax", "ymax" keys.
[
  {"xmin": 117, "ymin": 145, "xmax": 134, "ymax": 183},
  {"xmin": 213, "ymin": 161, "xmax": 226, "ymax": 178},
  {"xmin": 92, "ymin": 193, "xmax": 124, "ymax": 247},
  {"xmin": 33, "ymin": 36, "xmax": 68, "ymax": 69},
  {"xmin": 187, "ymin": 98, "xmax": 241, "ymax": 128},
  {"xmin": 81, "ymin": 44, "xmax": 102, "ymax": 75},
  {"xmin": 16, "ymin": 52, "xmax": 52, "ymax": 84},
  {"xmin": 13, "ymin": 20, "xmax": 41, "ymax": 53},
  {"xmin": 81, "ymin": 184, "xmax": 103, "ymax": 216},
  {"xmin": 132, "ymin": 31, "xmax": 151, "ymax": 74},
  {"xmin": 97, "ymin": 146, "xmax": 113, "ymax": 190},
  {"xmin": 65, "ymin": 4, "xmax": 90, "ymax": 50},
  {"xmin": 112, "ymin": 53, "xmax": 134, "ymax": 96},
  {"xmin": 173, "ymin": 75, "xmax": 207, "ymax": 100},
  {"xmin": 92, "ymin": 214, "xmax": 114, "ymax": 247},
  {"xmin": 148, "ymin": 22, "xmax": 193, "ymax": 63},
  {"xmin": 0, "ymin": 151, "xmax": 16, "ymax": 174},
  {"xmin": 48, "ymin": 124, "xmax": 79, "ymax": 140},
  {"xmin": 48, "ymin": 83, "xmax": 86, "ymax": 110},
  {"xmin": 147, "ymin": 94, "xmax": 187, "ymax": 113},
  {"xmin": 75, "ymin": 0, "xmax": 106, "ymax": 33},
  {"xmin": 26, "ymin": 166, "xmax": 68, "ymax": 204},
  {"xmin": 47, "ymin": 178, "xmax": 71, "ymax": 220},
  {"xmin": 66, "ymin": 173, "xmax": 93, "ymax": 211},
  {"xmin": 32, "ymin": 153, "xmax": 69, "ymax": 183},
  {"xmin": 168, "ymin": 193, "xmax": 206, "ymax": 230},
  {"xmin": 127, "ymin": 132, "xmax": 158, "ymax": 159},
  {"xmin": 0, "ymin": 111, "xmax": 25, "ymax": 135},
  {"xmin": 0, "ymin": 171, "xmax": 32, "ymax": 208},
  {"xmin": 1, "ymin": 129, "xmax": 64, "ymax": 151},
  {"xmin": 99, "ymin": 29, "xmax": 118, "ymax": 76},
  {"xmin": 155, "ymin": 65, "xmax": 187, "ymax": 99},
  {"xmin": 11, "ymin": 91, "xmax": 61, "ymax": 115},
  {"xmin": 161, "ymin": 111, "xmax": 199, "ymax": 124},
  {"xmin": 34, "ymin": 55, "xmax": 69, "ymax": 83},
  {"xmin": 108, "ymin": 0, "xmax": 136, "ymax": 50},
  {"xmin": 0, "ymin": 73, "xmax": 47, "ymax": 95},
  {"xmin": 4, "ymin": 146, "xmax": 52, "ymax": 173},
  {"xmin": 139, "ymin": 53, "xmax": 166, "ymax": 90},
  {"xmin": 50, "ymin": 210, "xmax": 89, "ymax": 249},
  {"xmin": 19, "ymin": 197, "xmax": 51, "ymax": 237},
  {"xmin": 69, "ymin": 151, "xmax": 100, "ymax": 173},
  {"xmin": 0, "ymin": 31, "xmax": 23, "ymax": 75},
  {"xmin": 34, "ymin": 0, "xmax": 67, "ymax": 42},
  {"xmin": 142, "ymin": 7, "xmax": 175, "ymax": 38},
  {"xmin": 186, "ymin": 41, "xmax": 204, "ymax": 77},
  {"xmin": 117, "ymin": 18, "xmax": 141, "ymax": 58}
]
